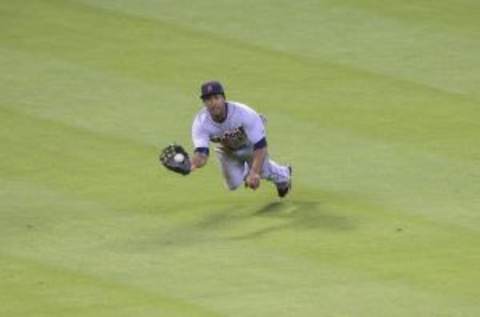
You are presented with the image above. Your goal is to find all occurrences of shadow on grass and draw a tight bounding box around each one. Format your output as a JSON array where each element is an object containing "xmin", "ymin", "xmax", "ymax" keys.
[
  {"xmin": 255, "ymin": 201, "xmax": 286, "ymax": 214},
  {"xmin": 140, "ymin": 198, "xmax": 355, "ymax": 247},
  {"xmin": 229, "ymin": 199, "xmax": 354, "ymax": 240}
]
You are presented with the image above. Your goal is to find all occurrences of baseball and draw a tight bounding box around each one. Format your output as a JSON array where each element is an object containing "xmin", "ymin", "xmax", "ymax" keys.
[{"xmin": 174, "ymin": 153, "xmax": 185, "ymax": 163}]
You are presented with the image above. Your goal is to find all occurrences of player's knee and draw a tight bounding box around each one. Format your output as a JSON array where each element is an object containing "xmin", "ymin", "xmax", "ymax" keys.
[
  {"xmin": 225, "ymin": 180, "xmax": 242, "ymax": 191},
  {"xmin": 226, "ymin": 183, "xmax": 239, "ymax": 191}
]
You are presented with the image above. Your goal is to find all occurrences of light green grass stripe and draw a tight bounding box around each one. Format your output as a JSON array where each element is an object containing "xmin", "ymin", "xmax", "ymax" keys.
[
  {"xmin": 73, "ymin": 0, "xmax": 480, "ymax": 98},
  {"xmin": 0, "ymin": 253, "xmax": 222, "ymax": 317}
]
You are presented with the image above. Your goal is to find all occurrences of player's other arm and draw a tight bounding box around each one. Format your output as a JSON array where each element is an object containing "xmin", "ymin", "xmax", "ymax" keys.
[
  {"xmin": 244, "ymin": 110, "xmax": 268, "ymax": 190},
  {"xmin": 246, "ymin": 139, "xmax": 267, "ymax": 189}
]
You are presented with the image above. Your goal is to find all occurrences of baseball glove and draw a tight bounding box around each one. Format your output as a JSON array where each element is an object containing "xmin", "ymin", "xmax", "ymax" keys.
[{"xmin": 159, "ymin": 144, "xmax": 191, "ymax": 175}]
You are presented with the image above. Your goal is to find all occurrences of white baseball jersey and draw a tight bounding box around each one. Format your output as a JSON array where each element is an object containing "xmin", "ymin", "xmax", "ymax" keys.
[
  {"xmin": 192, "ymin": 101, "xmax": 266, "ymax": 153},
  {"xmin": 191, "ymin": 100, "xmax": 290, "ymax": 190}
]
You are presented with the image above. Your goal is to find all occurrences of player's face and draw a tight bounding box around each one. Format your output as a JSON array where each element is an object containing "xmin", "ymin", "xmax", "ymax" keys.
[{"xmin": 204, "ymin": 94, "xmax": 226, "ymax": 121}]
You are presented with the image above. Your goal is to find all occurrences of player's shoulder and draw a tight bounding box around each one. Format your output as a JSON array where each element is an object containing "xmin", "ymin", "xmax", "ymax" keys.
[
  {"xmin": 193, "ymin": 107, "xmax": 209, "ymax": 124},
  {"xmin": 228, "ymin": 101, "xmax": 258, "ymax": 116},
  {"xmin": 192, "ymin": 108, "xmax": 213, "ymax": 133}
]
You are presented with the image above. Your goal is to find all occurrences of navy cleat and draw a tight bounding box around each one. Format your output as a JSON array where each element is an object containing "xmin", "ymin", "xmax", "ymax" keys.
[{"xmin": 276, "ymin": 165, "xmax": 292, "ymax": 198}]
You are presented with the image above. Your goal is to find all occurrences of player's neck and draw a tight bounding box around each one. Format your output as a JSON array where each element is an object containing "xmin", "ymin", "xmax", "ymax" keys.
[{"xmin": 212, "ymin": 102, "xmax": 228, "ymax": 123}]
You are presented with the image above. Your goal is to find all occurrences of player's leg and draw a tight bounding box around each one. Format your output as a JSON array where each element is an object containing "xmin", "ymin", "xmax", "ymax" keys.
[
  {"xmin": 215, "ymin": 147, "xmax": 248, "ymax": 190},
  {"xmin": 259, "ymin": 157, "xmax": 290, "ymax": 182},
  {"xmin": 258, "ymin": 156, "xmax": 292, "ymax": 197}
]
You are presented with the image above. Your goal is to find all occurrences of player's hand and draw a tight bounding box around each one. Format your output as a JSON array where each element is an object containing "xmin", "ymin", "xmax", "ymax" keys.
[{"xmin": 245, "ymin": 172, "xmax": 261, "ymax": 190}]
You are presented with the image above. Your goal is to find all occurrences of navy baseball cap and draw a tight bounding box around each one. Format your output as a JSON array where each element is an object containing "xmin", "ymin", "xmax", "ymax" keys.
[{"xmin": 200, "ymin": 80, "xmax": 225, "ymax": 100}]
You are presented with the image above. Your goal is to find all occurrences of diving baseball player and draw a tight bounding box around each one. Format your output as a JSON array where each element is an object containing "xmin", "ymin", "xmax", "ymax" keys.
[{"xmin": 160, "ymin": 80, "xmax": 292, "ymax": 197}]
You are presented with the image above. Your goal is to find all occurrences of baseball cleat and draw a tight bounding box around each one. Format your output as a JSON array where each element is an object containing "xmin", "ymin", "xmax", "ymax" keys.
[{"xmin": 276, "ymin": 165, "xmax": 292, "ymax": 198}]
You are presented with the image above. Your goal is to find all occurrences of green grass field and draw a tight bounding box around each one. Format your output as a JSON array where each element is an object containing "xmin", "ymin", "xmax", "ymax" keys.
[{"xmin": 1, "ymin": 1, "xmax": 479, "ymax": 316}]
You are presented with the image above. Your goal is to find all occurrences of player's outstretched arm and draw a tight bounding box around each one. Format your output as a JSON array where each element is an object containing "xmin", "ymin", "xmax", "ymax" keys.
[{"xmin": 191, "ymin": 152, "xmax": 208, "ymax": 172}]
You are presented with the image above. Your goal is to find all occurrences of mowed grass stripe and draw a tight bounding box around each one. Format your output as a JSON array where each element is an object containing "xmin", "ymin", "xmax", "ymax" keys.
[
  {"xmin": 1, "ymin": 105, "xmax": 479, "ymax": 305},
  {"xmin": 74, "ymin": 0, "xmax": 480, "ymax": 98},
  {"xmin": 1, "ymin": 86, "xmax": 479, "ymax": 233},
  {"xmin": 1, "ymin": 45, "xmax": 478, "ymax": 231},
  {"xmin": 0, "ymin": 45, "xmax": 196, "ymax": 147},
  {"xmin": 0, "ymin": 105, "xmax": 229, "ymax": 211},
  {"xmin": 1, "ymin": 181, "xmax": 478, "ymax": 316},
  {"xmin": 1, "ymin": 201, "xmax": 478, "ymax": 317},
  {"xmin": 0, "ymin": 253, "xmax": 220, "ymax": 317},
  {"xmin": 1, "ymin": 0, "xmax": 478, "ymax": 164}
]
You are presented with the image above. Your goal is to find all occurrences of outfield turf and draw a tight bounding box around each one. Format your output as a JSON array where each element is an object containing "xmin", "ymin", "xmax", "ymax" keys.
[{"xmin": 1, "ymin": 1, "xmax": 479, "ymax": 316}]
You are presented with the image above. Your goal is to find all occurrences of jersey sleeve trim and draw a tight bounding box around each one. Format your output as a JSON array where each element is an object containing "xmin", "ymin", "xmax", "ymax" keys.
[
  {"xmin": 194, "ymin": 147, "xmax": 210, "ymax": 156},
  {"xmin": 253, "ymin": 137, "xmax": 267, "ymax": 150}
]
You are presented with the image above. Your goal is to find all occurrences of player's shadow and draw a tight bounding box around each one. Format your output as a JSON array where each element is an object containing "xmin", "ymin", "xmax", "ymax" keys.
[
  {"xmin": 255, "ymin": 201, "xmax": 285, "ymax": 214},
  {"xmin": 150, "ymin": 198, "xmax": 354, "ymax": 247},
  {"xmin": 230, "ymin": 200, "xmax": 353, "ymax": 240}
]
